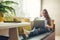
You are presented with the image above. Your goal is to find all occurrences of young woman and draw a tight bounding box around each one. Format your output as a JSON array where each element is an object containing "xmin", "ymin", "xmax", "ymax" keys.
[{"xmin": 22, "ymin": 9, "xmax": 52, "ymax": 40}]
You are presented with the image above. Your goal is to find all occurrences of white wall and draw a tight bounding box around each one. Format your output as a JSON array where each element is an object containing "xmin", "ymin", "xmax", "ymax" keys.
[
  {"xmin": 42, "ymin": 0, "xmax": 60, "ymax": 36},
  {"xmin": 23, "ymin": 0, "xmax": 41, "ymax": 21}
]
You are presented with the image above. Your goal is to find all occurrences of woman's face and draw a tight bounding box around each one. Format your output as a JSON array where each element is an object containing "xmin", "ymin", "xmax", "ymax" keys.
[{"xmin": 42, "ymin": 11, "xmax": 46, "ymax": 17}]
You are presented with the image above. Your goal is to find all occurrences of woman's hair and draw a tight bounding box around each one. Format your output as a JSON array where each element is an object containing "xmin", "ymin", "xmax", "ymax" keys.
[
  {"xmin": 43, "ymin": 9, "xmax": 50, "ymax": 19},
  {"xmin": 43, "ymin": 9, "xmax": 51, "ymax": 26}
]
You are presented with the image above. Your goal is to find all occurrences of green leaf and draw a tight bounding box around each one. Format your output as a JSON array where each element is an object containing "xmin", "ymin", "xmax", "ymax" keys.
[
  {"xmin": 0, "ymin": 5, "xmax": 8, "ymax": 13},
  {"xmin": 0, "ymin": 1, "xmax": 17, "ymax": 16},
  {"xmin": 1, "ymin": 1, "xmax": 18, "ymax": 5},
  {"xmin": 3, "ymin": 6, "xmax": 16, "ymax": 15}
]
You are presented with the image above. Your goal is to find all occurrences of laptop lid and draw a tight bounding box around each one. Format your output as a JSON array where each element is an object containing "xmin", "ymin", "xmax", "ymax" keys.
[{"xmin": 34, "ymin": 20, "xmax": 45, "ymax": 28}]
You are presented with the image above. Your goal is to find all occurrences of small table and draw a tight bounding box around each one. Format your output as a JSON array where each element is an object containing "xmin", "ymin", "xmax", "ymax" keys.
[{"xmin": 0, "ymin": 22, "xmax": 30, "ymax": 40}]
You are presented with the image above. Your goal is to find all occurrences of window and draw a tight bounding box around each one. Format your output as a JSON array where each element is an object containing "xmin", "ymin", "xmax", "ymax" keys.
[
  {"xmin": 23, "ymin": 0, "xmax": 41, "ymax": 21},
  {"xmin": 4, "ymin": 0, "xmax": 23, "ymax": 17},
  {"xmin": 4, "ymin": 0, "xmax": 41, "ymax": 21}
]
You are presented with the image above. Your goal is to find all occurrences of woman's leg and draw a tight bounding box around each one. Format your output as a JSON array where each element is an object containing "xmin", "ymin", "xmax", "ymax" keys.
[
  {"xmin": 22, "ymin": 27, "xmax": 50, "ymax": 39},
  {"xmin": 21, "ymin": 28, "xmax": 30, "ymax": 40},
  {"xmin": 23, "ymin": 29, "xmax": 30, "ymax": 37},
  {"xmin": 29, "ymin": 28, "xmax": 49, "ymax": 37}
]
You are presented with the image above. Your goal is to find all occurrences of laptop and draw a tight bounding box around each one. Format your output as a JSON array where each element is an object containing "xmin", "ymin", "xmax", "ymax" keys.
[{"xmin": 33, "ymin": 20, "xmax": 45, "ymax": 28}]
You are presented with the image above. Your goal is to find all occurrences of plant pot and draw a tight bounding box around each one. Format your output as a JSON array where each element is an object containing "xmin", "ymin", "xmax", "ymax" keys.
[
  {"xmin": 0, "ymin": 16, "xmax": 3, "ymax": 22},
  {"xmin": 0, "ymin": 12, "xmax": 3, "ymax": 22}
]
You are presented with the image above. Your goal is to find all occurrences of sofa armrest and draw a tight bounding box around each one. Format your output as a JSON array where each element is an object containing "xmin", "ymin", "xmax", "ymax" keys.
[{"xmin": 42, "ymin": 32, "xmax": 55, "ymax": 40}]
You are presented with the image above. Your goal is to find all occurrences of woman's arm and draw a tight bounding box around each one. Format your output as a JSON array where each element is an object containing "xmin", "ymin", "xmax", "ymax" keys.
[{"xmin": 48, "ymin": 20, "xmax": 54, "ymax": 29}]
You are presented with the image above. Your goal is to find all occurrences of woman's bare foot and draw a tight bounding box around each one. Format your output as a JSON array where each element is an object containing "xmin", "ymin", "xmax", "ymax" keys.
[{"xmin": 23, "ymin": 28, "xmax": 30, "ymax": 37}]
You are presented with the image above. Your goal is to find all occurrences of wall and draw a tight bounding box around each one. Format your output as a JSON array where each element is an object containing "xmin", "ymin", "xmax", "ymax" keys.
[
  {"xmin": 42, "ymin": 0, "xmax": 60, "ymax": 36},
  {"xmin": 23, "ymin": 0, "xmax": 41, "ymax": 21}
]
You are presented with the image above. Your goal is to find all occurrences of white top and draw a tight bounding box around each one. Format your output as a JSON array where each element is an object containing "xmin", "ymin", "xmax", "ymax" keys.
[
  {"xmin": 31, "ymin": 16, "xmax": 49, "ymax": 32},
  {"xmin": 0, "ymin": 22, "xmax": 30, "ymax": 29}
]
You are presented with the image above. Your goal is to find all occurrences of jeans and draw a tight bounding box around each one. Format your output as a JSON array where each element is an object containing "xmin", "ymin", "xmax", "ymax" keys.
[
  {"xmin": 22, "ymin": 27, "xmax": 50, "ymax": 40},
  {"xmin": 29, "ymin": 27, "xmax": 50, "ymax": 37}
]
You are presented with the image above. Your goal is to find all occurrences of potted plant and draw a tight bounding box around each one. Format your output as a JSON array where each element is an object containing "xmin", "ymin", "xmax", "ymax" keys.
[{"xmin": 0, "ymin": 1, "xmax": 18, "ymax": 22}]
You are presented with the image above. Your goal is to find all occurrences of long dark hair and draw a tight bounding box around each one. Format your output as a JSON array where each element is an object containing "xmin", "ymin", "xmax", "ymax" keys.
[
  {"xmin": 43, "ymin": 9, "xmax": 51, "ymax": 26},
  {"xmin": 43, "ymin": 9, "xmax": 50, "ymax": 19}
]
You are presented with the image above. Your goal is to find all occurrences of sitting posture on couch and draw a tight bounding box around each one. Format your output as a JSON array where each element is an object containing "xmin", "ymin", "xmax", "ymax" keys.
[{"xmin": 22, "ymin": 9, "xmax": 54, "ymax": 40}]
